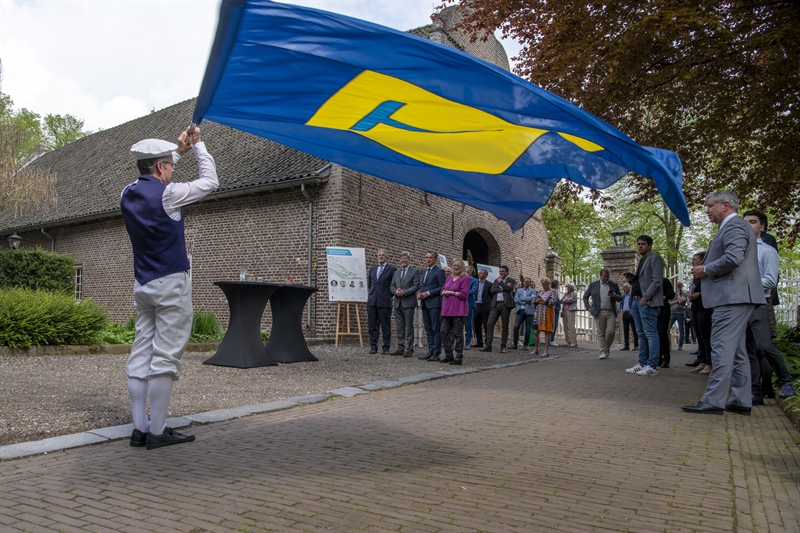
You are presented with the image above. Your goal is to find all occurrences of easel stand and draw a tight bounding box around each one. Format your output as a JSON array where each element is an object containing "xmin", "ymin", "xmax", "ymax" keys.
[{"xmin": 335, "ymin": 302, "xmax": 364, "ymax": 347}]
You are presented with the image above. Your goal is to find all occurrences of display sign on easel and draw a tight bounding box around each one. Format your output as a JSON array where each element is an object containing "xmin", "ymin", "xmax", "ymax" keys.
[{"xmin": 326, "ymin": 247, "xmax": 368, "ymax": 302}]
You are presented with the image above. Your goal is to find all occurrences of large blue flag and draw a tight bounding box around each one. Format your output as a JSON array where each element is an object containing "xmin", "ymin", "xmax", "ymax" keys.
[{"xmin": 193, "ymin": 0, "xmax": 690, "ymax": 230}]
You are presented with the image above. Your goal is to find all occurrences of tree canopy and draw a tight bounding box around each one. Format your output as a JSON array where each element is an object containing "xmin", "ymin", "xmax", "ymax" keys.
[{"xmin": 444, "ymin": 0, "xmax": 800, "ymax": 244}]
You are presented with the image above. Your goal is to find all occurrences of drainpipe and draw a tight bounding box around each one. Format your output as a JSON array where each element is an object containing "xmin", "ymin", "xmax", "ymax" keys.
[
  {"xmin": 41, "ymin": 228, "xmax": 55, "ymax": 252},
  {"xmin": 301, "ymin": 183, "xmax": 313, "ymax": 337}
]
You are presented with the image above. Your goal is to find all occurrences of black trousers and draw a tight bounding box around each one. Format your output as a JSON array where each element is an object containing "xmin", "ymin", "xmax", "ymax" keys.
[
  {"xmin": 441, "ymin": 315, "xmax": 465, "ymax": 360},
  {"xmin": 657, "ymin": 306, "xmax": 671, "ymax": 365},
  {"xmin": 486, "ymin": 304, "xmax": 511, "ymax": 349},
  {"xmin": 368, "ymin": 305, "xmax": 392, "ymax": 352},
  {"xmin": 746, "ymin": 304, "xmax": 794, "ymax": 398},
  {"xmin": 693, "ymin": 310, "xmax": 712, "ymax": 365},
  {"xmin": 473, "ymin": 305, "xmax": 490, "ymax": 346},
  {"xmin": 621, "ymin": 311, "xmax": 638, "ymax": 348}
]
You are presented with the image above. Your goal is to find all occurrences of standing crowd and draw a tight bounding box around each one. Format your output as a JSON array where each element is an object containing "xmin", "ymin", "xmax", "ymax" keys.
[{"xmin": 366, "ymin": 251, "xmax": 580, "ymax": 365}]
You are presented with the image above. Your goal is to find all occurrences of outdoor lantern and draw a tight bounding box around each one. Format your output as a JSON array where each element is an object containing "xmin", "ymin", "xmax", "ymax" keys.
[
  {"xmin": 610, "ymin": 228, "xmax": 630, "ymax": 247},
  {"xmin": 8, "ymin": 233, "xmax": 22, "ymax": 249}
]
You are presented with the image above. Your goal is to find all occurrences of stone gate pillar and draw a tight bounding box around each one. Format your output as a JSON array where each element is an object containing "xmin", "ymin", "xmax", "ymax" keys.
[
  {"xmin": 545, "ymin": 249, "xmax": 562, "ymax": 282},
  {"xmin": 601, "ymin": 230, "xmax": 637, "ymax": 344}
]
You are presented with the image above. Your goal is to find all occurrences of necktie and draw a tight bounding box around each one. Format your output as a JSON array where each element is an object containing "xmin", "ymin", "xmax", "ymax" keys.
[
  {"xmin": 377, "ymin": 264, "xmax": 383, "ymax": 279},
  {"xmin": 423, "ymin": 268, "xmax": 430, "ymax": 284},
  {"xmin": 400, "ymin": 268, "xmax": 406, "ymax": 283}
]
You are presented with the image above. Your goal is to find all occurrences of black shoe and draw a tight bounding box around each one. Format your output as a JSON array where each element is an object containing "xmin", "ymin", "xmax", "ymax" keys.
[
  {"xmin": 690, "ymin": 351, "xmax": 699, "ymax": 355},
  {"xmin": 130, "ymin": 428, "xmax": 147, "ymax": 448},
  {"xmin": 633, "ymin": 345, "xmax": 639, "ymax": 350},
  {"xmin": 368, "ymin": 348, "xmax": 378, "ymax": 354},
  {"xmin": 763, "ymin": 391, "xmax": 776, "ymax": 399},
  {"xmin": 440, "ymin": 357, "xmax": 454, "ymax": 363},
  {"xmin": 418, "ymin": 353, "xmax": 433, "ymax": 360},
  {"xmin": 381, "ymin": 350, "xmax": 389, "ymax": 355},
  {"xmin": 725, "ymin": 403, "xmax": 752, "ymax": 416},
  {"xmin": 449, "ymin": 359, "xmax": 462, "ymax": 365},
  {"xmin": 427, "ymin": 356, "xmax": 442, "ymax": 362},
  {"xmin": 620, "ymin": 347, "xmax": 630, "ymax": 351},
  {"xmin": 681, "ymin": 401, "xmax": 723, "ymax": 415},
  {"xmin": 146, "ymin": 427, "xmax": 196, "ymax": 450},
  {"xmin": 685, "ymin": 360, "xmax": 700, "ymax": 367},
  {"xmin": 661, "ymin": 362, "xmax": 669, "ymax": 368},
  {"xmin": 473, "ymin": 343, "xmax": 484, "ymax": 348},
  {"xmin": 752, "ymin": 396, "xmax": 765, "ymax": 406}
]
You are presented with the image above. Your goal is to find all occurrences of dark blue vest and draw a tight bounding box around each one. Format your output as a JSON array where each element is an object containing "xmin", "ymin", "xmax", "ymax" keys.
[{"xmin": 120, "ymin": 175, "xmax": 190, "ymax": 285}]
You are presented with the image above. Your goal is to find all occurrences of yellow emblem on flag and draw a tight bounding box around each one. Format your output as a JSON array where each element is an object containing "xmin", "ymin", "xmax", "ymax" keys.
[{"xmin": 306, "ymin": 70, "xmax": 604, "ymax": 174}]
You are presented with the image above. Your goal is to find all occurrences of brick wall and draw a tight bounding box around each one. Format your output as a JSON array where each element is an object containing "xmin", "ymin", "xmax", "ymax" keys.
[{"xmin": 11, "ymin": 165, "xmax": 549, "ymax": 340}]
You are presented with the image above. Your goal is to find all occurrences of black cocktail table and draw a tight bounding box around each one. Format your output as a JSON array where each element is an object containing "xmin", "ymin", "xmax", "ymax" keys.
[{"xmin": 203, "ymin": 281, "xmax": 318, "ymax": 368}]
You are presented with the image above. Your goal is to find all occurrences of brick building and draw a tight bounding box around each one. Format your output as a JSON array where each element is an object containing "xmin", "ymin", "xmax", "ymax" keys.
[{"xmin": 0, "ymin": 7, "xmax": 550, "ymax": 338}]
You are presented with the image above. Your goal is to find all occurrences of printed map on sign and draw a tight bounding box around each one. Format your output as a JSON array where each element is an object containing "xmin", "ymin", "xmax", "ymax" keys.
[{"xmin": 327, "ymin": 247, "xmax": 368, "ymax": 302}]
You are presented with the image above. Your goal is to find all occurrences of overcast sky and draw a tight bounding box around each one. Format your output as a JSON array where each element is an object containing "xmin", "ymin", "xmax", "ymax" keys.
[{"xmin": 0, "ymin": 0, "xmax": 521, "ymax": 132}]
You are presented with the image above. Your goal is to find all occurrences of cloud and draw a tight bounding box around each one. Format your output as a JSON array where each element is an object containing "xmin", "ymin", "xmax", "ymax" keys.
[{"xmin": 1, "ymin": 0, "xmax": 520, "ymax": 131}]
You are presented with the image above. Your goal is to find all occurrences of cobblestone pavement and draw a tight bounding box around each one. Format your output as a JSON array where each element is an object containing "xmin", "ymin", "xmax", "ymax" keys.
[{"xmin": 1, "ymin": 347, "xmax": 798, "ymax": 532}]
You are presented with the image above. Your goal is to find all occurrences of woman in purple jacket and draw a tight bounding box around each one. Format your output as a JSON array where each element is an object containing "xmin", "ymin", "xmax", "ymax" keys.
[{"xmin": 439, "ymin": 261, "xmax": 471, "ymax": 365}]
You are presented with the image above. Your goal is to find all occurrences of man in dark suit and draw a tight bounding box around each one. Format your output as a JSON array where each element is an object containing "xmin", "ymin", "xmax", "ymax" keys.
[
  {"xmin": 389, "ymin": 251, "xmax": 420, "ymax": 358},
  {"xmin": 417, "ymin": 251, "xmax": 447, "ymax": 360},
  {"xmin": 481, "ymin": 265, "xmax": 516, "ymax": 353},
  {"xmin": 367, "ymin": 249, "xmax": 396, "ymax": 354},
  {"xmin": 683, "ymin": 190, "xmax": 764, "ymax": 415},
  {"xmin": 472, "ymin": 268, "xmax": 492, "ymax": 348}
]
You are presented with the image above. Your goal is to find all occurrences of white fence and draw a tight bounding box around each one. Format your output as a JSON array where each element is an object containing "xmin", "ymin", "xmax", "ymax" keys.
[{"xmin": 553, "ymin": 264, "xmax": 799, "ymax": 345}]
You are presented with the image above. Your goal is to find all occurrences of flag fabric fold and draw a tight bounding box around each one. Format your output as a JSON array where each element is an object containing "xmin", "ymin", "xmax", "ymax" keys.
[{"xmin": 193, "ymin": 0, "xmax": 690, "ymax": 230}]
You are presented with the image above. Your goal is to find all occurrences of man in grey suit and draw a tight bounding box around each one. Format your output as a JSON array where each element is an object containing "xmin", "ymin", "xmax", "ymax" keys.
[
  {"xmin": 481, "ymin": 265, "xmax": 516, "ymax": 353},
  {"xmin": 389, "ymin": 251, "xmax": 420, "ymax": 358},
  {"xmin": 583, "ymin": 268, "xmax": 623, "ymax": 359},
  {"xmin": 682, "ymin": 191, "xmax": 764, "ymax": 415},
  {"xmin": 625, "ymin": 235, "xmax": 664, "ymax": 376}
]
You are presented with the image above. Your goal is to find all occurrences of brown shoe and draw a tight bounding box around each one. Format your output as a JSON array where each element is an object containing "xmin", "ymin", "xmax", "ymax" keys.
[
  {"xmin": 689, "ymin": 364, "xmax": 705, "ymax": 374},
  {"xmin": 403, "ymin": 351, "xmax": 413, "ymax": 357},
  {"xmin": 389, "ymin": 349, "xmax": 404, "ymax": 356},
  {"xmin": 699, "ymin": 366, "xmax": 712, "ymax": 375},
  {"xmin": 479, "ymin": 347, "xmax": 492, "ymax": 352}
]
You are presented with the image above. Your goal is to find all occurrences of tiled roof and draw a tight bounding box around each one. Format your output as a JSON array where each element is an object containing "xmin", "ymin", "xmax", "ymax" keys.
[{"xmin": 0, "ymin": 98, "xmax": 328, "ymax": 232}]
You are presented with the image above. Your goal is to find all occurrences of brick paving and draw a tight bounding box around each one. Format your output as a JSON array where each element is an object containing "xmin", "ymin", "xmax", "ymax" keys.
[{"xmin": 1, "ymin": 347, "xmax": 798, "ymax": 532}]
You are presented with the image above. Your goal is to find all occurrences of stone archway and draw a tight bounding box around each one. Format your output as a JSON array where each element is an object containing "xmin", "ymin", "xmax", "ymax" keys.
[{"xmin": 463, "ymin": 228, "xmax": 501, "ymax": 267}]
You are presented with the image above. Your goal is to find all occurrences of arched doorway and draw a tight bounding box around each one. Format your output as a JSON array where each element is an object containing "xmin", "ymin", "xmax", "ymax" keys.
[{"xmin": 463, "ymin": 229, "xmax": 501, "ymax": 267}]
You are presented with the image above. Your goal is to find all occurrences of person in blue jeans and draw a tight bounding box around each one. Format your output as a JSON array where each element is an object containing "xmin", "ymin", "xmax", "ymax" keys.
[
  {"xmin": 464, "ymin": 265, "xmax": 478, "ymax": 349},
  {"xmin": 626, "ymin": 235, "xmax": 664, "ymax": 376}
]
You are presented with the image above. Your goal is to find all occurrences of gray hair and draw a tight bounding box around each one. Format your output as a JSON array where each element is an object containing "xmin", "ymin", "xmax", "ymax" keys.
[
  {"xmin": 377, "ymin": 248, "xmax": 388, "ymax": 255},
  {"xmin": 399, "ymin": 251, "xmax": 411, "ymax": 260},
  {"xmin": 706, "ymin": 190, "xmax": 739, "ymax": 212},
  {"xmin": 623, "ymin": 282, "xmax": 631, "ymax": 288},
  {"xmin": 566, "ymin": 283, "xmax": 576, "ymax": 291},
  {"xmin": 551, "ymin": 279, "xmax": 560, "ymax": 288}
]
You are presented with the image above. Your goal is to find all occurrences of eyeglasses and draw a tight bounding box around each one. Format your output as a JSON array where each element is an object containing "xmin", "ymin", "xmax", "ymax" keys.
[{"xmin": 159, "ymin": 160, "xmax": 174, "ymax": 169}]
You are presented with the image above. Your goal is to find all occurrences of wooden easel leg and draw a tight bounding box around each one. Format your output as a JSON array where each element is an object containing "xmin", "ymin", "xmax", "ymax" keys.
[
  {"xmin": 335, "ymin": 302, "xmax": 342, "ymax": 347},
  {"xmin": 354, "ymin": 303, "xmax": 363, "ymax": 347}
]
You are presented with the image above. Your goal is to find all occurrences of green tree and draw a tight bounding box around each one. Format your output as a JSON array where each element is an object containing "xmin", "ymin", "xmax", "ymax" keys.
[
  {"xmin": 542, "ymin": 197, "xmax": 611, "ymax": 280},
  {"xmin": 43, "ymin": 113, "xmax": 89, "ymax": 149},
  {"xmin": 443, "ymin": 0, "xmax": 800, "ymax": 244}
]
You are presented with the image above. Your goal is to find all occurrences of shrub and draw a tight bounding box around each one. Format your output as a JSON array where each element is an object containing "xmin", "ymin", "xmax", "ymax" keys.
[
  {"xmin": 0, "ymin": 288, "xmax": 107, "ymax": 347},
  {"xmin": 0, "ymin": 248, "xmax": 75, "ymax": 294},
  {"xmin": 190, "ymin": 311, "xmax": 224, "ymax": 343}
]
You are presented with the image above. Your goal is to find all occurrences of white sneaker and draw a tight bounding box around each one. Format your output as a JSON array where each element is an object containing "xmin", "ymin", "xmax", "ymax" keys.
[
  {"xmin": 636, "ymin": 365, "xmax": 659, "ymax": 376},
  {"xmin": 626, "ymin": 363, "xmax": 644, "ymax": 374},
  {"xmin": 517, "ymin": 341, "xmax": 523, "ymax": 346},
  {"xmin": 598, "ymin": 353, "xmax": 608, "ymax": 359},
  {"xmin": 550, "ymin": 341, "xmax": 559, "ymax": 346}
]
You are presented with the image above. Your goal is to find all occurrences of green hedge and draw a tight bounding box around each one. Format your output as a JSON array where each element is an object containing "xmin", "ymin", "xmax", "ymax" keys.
[
  {"xmin": 0, "ymin": 288, "xmax": 107, "ymax": 347},
  {"xmin": 0, "ymin": 248, "xmax": 75, "ymax": 293}
]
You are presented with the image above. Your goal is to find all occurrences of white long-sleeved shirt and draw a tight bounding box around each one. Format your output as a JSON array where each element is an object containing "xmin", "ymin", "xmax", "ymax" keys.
[
  {"xmin": 162, "ymin": 142, "xmax": 218, "ymax": 220},
  {"xmin": 756, "ymin": 238, "xmax": 779, "ymax": 299}
]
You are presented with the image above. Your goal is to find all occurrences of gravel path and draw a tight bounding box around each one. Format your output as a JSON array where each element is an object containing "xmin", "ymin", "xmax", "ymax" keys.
[{"xmin": 0, "ymin": 343, "xmax": 575, "ymax": 446}]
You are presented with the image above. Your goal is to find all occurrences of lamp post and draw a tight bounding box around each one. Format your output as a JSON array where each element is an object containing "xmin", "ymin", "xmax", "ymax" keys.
[
  {"xmin": 8, "ymin": 233, "xmax": 22, "ymax": 249},
  {"xmin": 610, "ymin": 228, "xmax": 630, "ymax": 248}
]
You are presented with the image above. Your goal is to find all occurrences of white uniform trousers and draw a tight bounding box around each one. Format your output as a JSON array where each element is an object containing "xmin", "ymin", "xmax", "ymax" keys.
[{"xmin": 126, "ymin": 271, "xmax": 192, "ymax": 380}]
